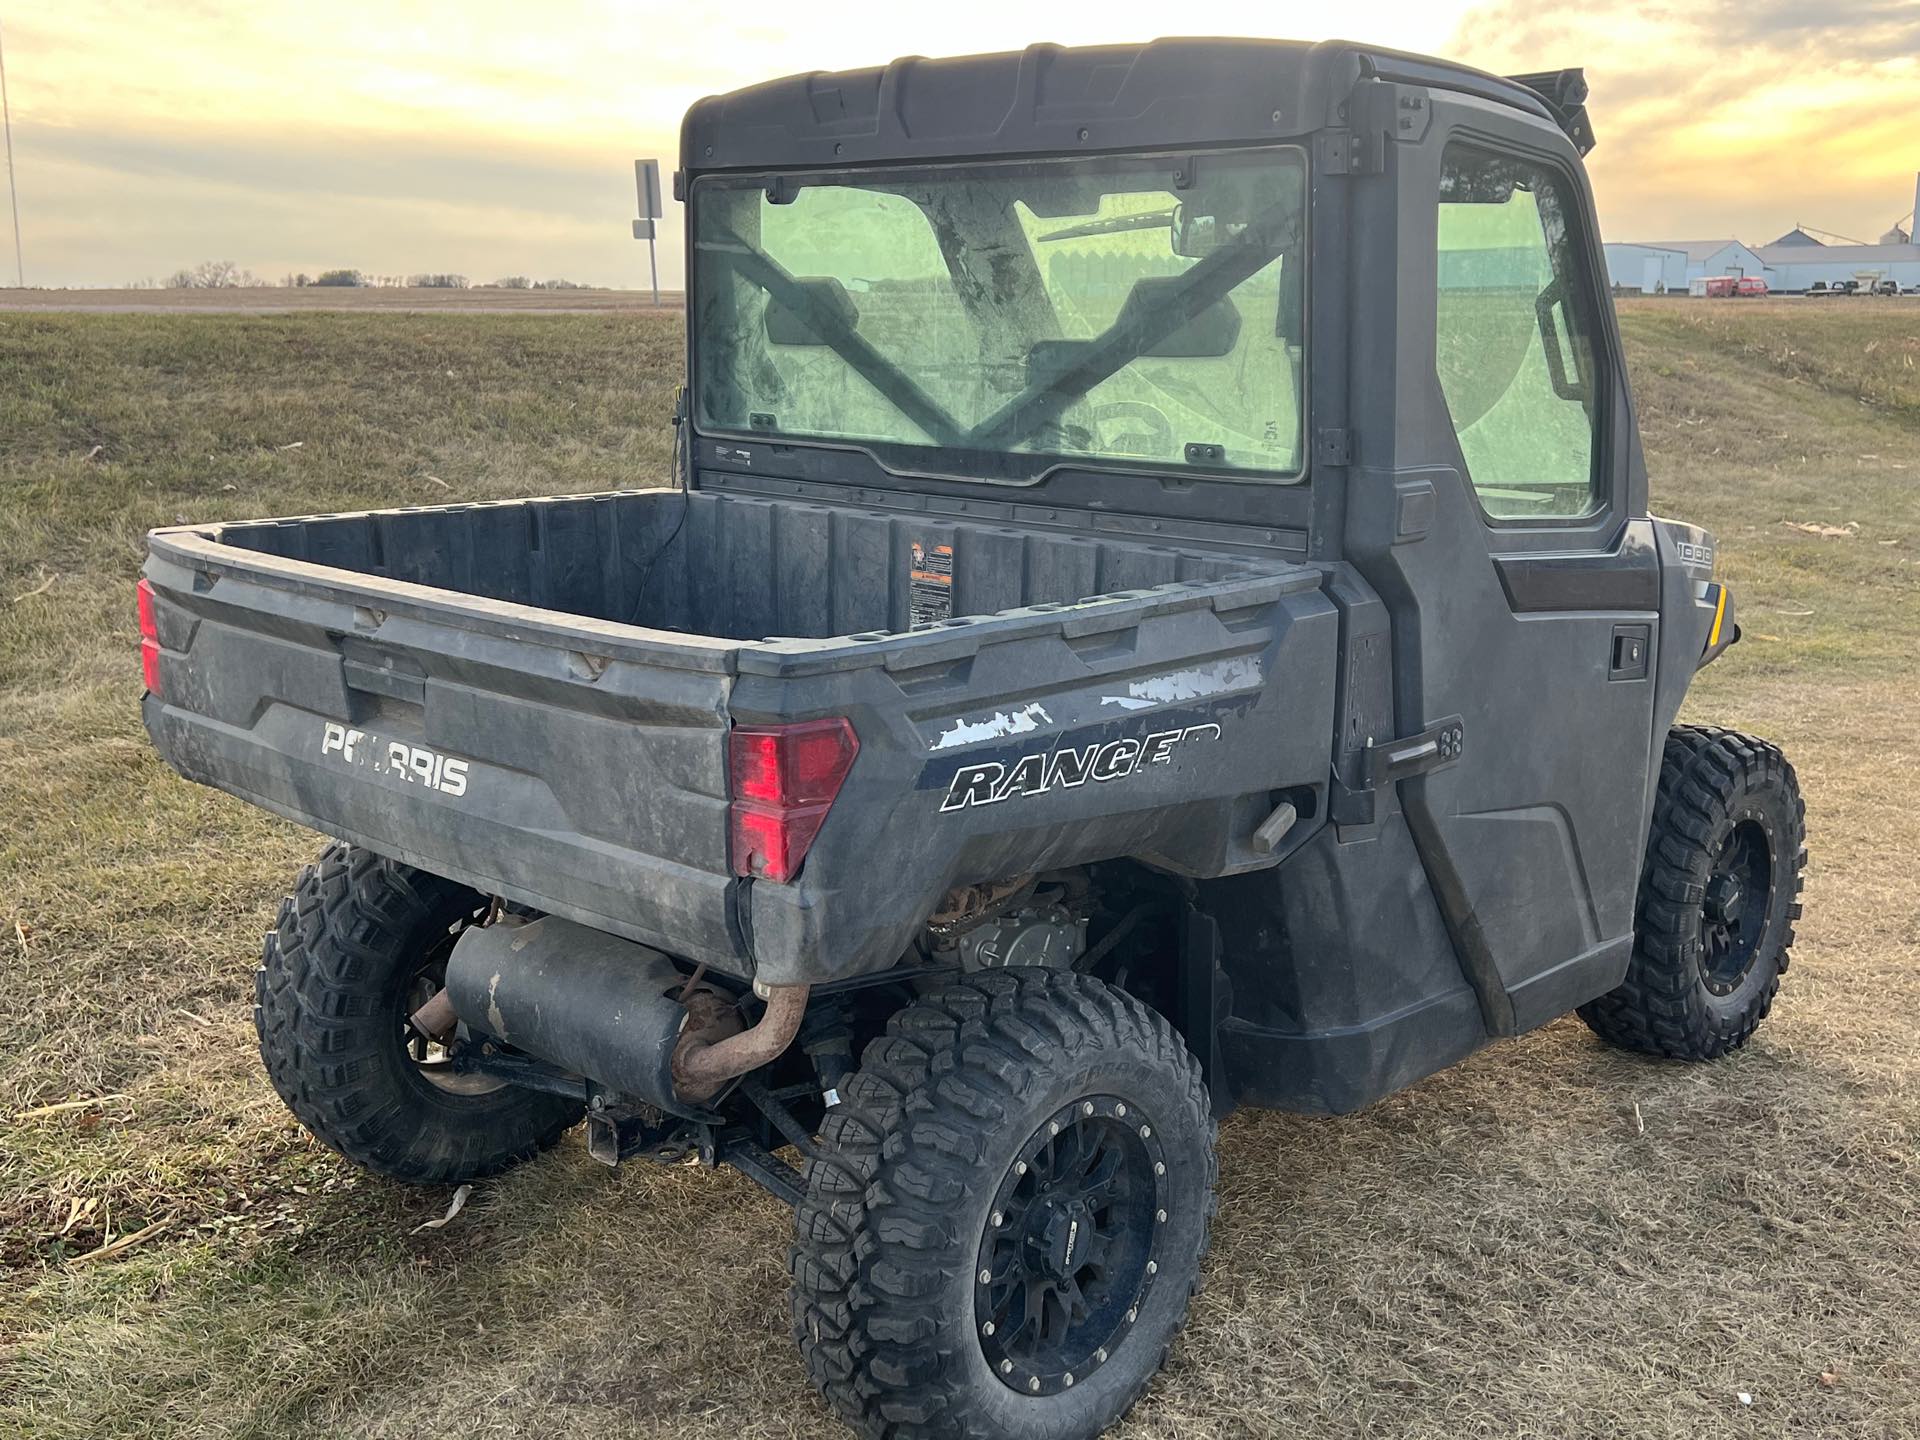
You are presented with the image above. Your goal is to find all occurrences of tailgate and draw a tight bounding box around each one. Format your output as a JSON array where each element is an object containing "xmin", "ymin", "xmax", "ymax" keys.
[
  {"xmin": 141, "ymin": 529, "xmax": 747, "ymax": 972},
  {"xmin": 730, "ymin": 563, "xmax": 1341, "ymax": 986}
]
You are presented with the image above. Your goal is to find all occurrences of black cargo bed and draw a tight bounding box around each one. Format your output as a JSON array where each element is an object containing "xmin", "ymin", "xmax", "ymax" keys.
[
  {"xmin": 204, "ymin": 486, "xmax": 1285, "ymax": 652},
  {"xmin": 144, "ymin": 486, "xmax": 1333, "ymax": 981}
]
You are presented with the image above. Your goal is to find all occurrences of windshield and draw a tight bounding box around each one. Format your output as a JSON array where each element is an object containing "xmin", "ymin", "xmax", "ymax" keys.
[{"xmin": 690, "ymin": 147, "xmax": 1307, "ymax": 483}]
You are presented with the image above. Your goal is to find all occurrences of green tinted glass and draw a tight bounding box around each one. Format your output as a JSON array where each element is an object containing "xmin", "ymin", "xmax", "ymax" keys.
[
  {"xmin": 1435, "ymin": 143, "xmax": 1602, "ymax": 520},
  {"xmin": 692, "ymin": 149, "xmax": 1306, "ymax": 482}
]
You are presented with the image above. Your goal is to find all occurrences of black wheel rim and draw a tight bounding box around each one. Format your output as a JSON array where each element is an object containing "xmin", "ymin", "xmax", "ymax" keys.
[
  {"xmin": 1700, "ymin": 814, "xmax": 1775, "ymax": 996},
  {"xmin": 975, "ymin": 1095, "xmax": 1166, "ymax": 1397}
]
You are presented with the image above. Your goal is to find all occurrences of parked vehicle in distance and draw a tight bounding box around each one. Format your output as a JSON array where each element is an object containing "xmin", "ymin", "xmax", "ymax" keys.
[
  {"xmin": 1698, "ymin": 275, "xmax": 1766, "ymax": 298},
  {"xmin": 137, "ymin": 38, "xmax": 1809, "ymax": 1440}
]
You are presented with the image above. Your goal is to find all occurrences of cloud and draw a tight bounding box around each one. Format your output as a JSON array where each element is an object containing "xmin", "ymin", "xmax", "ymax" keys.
[
  {"xmin": 1706, "ymin": 0, "xmax": 1920, "ymax": 61},
  {"xmin": 25, "ymin": 119, "xmax": 621, "ymax": 216},
  {"xmin": 13, "ymin": 119, "xmax": 679, "ymax": 287},
  {"xmin": 1446, "ymin": 0, "xmax": 1920, "ymax": 242},
  {"xmin": 4, "ymin": 0, "xmax": 1915, "ymax": 284}
]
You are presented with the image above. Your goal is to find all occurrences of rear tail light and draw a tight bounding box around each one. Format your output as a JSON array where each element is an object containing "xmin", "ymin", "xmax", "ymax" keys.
[
  {"xmin": 136, "ymin": 579, "xmax": 162, "ymax": 696},
  {"xmin": 728, "ymin": 718, "xmax": 859, "ymax": 883}
]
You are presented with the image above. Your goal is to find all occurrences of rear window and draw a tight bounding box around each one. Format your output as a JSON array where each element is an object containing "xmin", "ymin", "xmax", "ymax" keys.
[{"xmin": 690, "ymin": 148, "xmax": 1307, "ymax": 483}]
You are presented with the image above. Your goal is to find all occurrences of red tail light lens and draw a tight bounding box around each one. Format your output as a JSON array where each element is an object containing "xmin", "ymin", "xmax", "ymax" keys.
[
  {"xmin": 136, "ymin": 579, "xmax": 162, "ymax": 696},
  {"xmin": 729, "ymin": 718, "xmax": 859, "ymax": 882}
]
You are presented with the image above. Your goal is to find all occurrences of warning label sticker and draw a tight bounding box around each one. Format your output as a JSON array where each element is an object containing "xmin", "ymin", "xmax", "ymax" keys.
[{"xmin": 909, "ymin": 540, "xmax": 954, "ymax": 628}]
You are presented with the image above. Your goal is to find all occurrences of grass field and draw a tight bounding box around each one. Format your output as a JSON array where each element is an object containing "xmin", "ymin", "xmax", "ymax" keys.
[{"xmin": 2, "ymin": 300, "xmax": 1916, "ymax": 1439}]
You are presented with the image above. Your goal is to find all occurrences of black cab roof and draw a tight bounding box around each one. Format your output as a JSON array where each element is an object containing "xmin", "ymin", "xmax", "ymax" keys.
[{"xmin": 678, "ymin": 38, "xmax": 1587, "ymax": 180}]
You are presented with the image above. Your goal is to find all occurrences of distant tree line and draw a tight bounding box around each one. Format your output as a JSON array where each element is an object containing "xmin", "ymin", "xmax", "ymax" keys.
[
  {"xmin": 145, "ymin": 264, "xmax": 598, "ymax": 291},
  {"xmin": 487, "ymin": 276, "xmax": 592, "ymax": 290},
  {"xmin": 161, "ymin": 260, "xmax": 261, "ymax": 289}
]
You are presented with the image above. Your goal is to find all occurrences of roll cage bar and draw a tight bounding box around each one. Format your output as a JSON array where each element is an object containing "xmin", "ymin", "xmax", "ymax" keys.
[{"xmin": 700, "ymin": 193, "xmax": 1300, "ymax": 451}]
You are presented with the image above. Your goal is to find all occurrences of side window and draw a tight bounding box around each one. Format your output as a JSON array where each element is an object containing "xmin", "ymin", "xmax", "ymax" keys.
[{"xmin": 1435, "ymin": 143, "xmax": 1602, "ymax": 520}]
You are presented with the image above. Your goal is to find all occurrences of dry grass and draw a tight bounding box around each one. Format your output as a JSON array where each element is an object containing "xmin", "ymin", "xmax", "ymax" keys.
[{"xmin": 2, "ymin": 302, "xmax": 1917, "ymax": 1439}]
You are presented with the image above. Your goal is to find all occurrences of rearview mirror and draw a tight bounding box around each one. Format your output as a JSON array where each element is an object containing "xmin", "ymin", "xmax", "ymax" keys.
[
  {"xmin": 1172, "ymin": 202, "xmax": 1232, "ymax": 259},
  {"xmin": 1171, "ymin": 163, "xmax": 1304, "ymax": 258}
]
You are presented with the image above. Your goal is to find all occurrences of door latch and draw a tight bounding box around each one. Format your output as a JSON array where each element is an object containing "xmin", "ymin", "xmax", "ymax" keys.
[
  {"xmin": 1362, "ymin": 715, "xmax": 1466, "ymax": 789},
  {"xmin": 1331, "ymin": 716, "xmax": 1467, "ymax": 826}
]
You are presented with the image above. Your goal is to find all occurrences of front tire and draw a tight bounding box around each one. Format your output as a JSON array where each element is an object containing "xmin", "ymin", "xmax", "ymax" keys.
[
  {"xmin": 790, "ymin": 968, "xmax": 1216, "ymax": 1440},
  {"xmin": 1580, "ymin": 726, "xmax": 1806, "ymax": 1060},
  {"xmin": 254, "ymin": 842, "xmax": 584, "ymax": 1185}
]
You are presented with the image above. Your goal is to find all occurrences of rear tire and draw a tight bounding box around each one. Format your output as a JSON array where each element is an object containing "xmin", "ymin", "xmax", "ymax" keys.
[
  {"xmin": 254, "ymin": 842, "xmax": 583, "ymax": 1185},
  {"xmin": 790, "ymin": 967, "xmax": 1216, "ymax": 1440},
  {"xmin": 1580, "ymin": 726, "xmax": 1806, "ymax": 1060}
]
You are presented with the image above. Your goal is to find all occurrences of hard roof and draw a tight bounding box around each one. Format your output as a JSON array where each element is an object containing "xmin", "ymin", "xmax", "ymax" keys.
[
  {"xmin": 1612, "ymin": 239, "xmax": 1753, "ymax": 262},
  {"xmin": 679, "ymin": 38, "xmax": 1566, "ymax": 175},
  {"xmin": 1753, "ymin": 241, "xmax": 1920, "ymax": 265}
]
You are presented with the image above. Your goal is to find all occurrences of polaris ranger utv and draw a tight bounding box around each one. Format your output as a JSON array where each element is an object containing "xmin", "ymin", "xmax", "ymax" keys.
[{"xmin": 139, "ymin": 37, "xmax": 1806, "ymax": 1440}]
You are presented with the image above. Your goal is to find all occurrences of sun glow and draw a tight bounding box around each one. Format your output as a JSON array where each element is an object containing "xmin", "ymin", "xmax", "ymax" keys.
[{"xmin": 3, "ymin": 0, "xmax": 1915, "ymax": 287}]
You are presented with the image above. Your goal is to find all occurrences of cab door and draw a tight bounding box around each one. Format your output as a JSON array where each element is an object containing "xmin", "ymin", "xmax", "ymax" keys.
[{"xmin": 1339, "ymin": 88, "xmax": 1661, "ymax": 1034}]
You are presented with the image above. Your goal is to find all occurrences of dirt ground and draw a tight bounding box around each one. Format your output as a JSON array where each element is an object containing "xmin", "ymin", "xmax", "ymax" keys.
[{"xmin": 0, "ymin": 301, "xmax": 1916, "ymax": 1438}]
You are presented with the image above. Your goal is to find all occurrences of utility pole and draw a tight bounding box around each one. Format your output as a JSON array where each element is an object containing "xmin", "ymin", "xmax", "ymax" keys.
[{"xmin": 0, "ymin": 16, "xmax": 21, "ymax": 288}]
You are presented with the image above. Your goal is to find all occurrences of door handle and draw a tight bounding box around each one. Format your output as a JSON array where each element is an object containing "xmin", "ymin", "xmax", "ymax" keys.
[{"xmin": 1608, "ymin": 623, "xmax": 1651, "ymax": 681}]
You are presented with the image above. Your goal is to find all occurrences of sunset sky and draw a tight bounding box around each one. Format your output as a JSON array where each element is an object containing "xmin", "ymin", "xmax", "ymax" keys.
[{"xmin": 3, "ymin": 0, "xmax": 1916, "ymax": 289}]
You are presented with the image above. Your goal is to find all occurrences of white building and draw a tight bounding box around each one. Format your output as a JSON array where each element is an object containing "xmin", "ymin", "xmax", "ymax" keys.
[
  {"xmin": 1603, "ymin": 239, "xmax": 1769, "ymax": 293},
  {"xmin": 1750, "ymin": 240, "xmax": 1920, "ymax": 293},
  {"xmin": 1606, "ymin": 174, "xmax": 1920, "ymax": 294}
]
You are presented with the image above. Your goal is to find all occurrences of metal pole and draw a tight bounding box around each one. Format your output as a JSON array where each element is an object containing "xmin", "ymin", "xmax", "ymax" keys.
[
  {"xmin": 648, "ymin": 233, "xmax": 659, "ymax": 307},
  {"xmin": 0, "ymin": 17, "xmax": 22, "ymax": 288}
]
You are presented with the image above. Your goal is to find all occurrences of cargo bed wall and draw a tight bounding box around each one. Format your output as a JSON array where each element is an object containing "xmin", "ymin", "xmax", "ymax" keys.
[
  {"xmin": 214, "ymin": 489, "xmax": 1267, "ymax": 643},
  {"xmin": 150, "ymin": 485, "xmax": 1324, "ymax": 984}
]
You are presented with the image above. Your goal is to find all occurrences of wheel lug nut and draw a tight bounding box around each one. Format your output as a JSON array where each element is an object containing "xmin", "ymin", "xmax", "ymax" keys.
[
  {"xmin": 1126, "ymin": 1307, "xmax": 1138, "ymax": 1323},
  {"xmin": 1082, "ymin": 1101, "xmax": 1094, "ymax": 1116},
  {"xmin": 982, "ymin": 1321, "xmax": 995, "ymax": 1337},
  {"xmin": 1049, "ymin": 1121, "xmax": 1059, "ymax": 1135},
  {"xmin": 1157, "ymin": 1209, "xmax": 1167, "ymax": 1223},
  {"xmin": 1015, "ymin": 1161, "xmax": 1027, "ymax": 1175},
  {"xmin": 1064, "ymin": 1372, "xmax": 1075, "ymax": 1387},
  {"xmin": 992, "ymin": 1210, "xmax": 1004, "ymax": 1227},
  {"xmin": 1001, "ymin": 1360, "xmax": 1013, "ymax": 1375},
  {"xmin": 1095, "ymin": 1347, "xmax": 1108, "ymax": 1363},
  {"xmin": 1147, "ymin": 1260, "xmax": 1158, "ymax": 1275},
  {"xmin": 1154, "ymin": 1161, "xmax": 1165, "ymax": 1175},
  {"xmin": 979, "ymin": 1268, "xmax": 992, "ymax": 1284},
  {"xmin": 1115, "ymin": 1102, "xmax": 1127, "ymax": 1117},
  {"xmin": 1139, "ymin": 1125, "xmax": 1151, "ymax": 1138},
  {"xmin": 1028, "ymin": 1377, "xmax": 1041, "ymax": 1393}
]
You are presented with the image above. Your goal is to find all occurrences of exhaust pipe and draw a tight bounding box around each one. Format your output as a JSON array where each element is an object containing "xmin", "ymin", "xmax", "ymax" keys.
[
  {"xmin": 442, "ymin": 915, "xmax": 807, "ymax": 1113},
  {"xmin": 673, "ymin": 981, "xmax": 810, "ymax": 1102}
]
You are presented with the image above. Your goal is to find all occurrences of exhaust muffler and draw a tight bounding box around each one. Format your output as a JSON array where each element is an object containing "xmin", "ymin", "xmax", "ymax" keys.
[{"xmin": 442, "ymin": 915, "xmax": 805, "ymax": 1113}]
